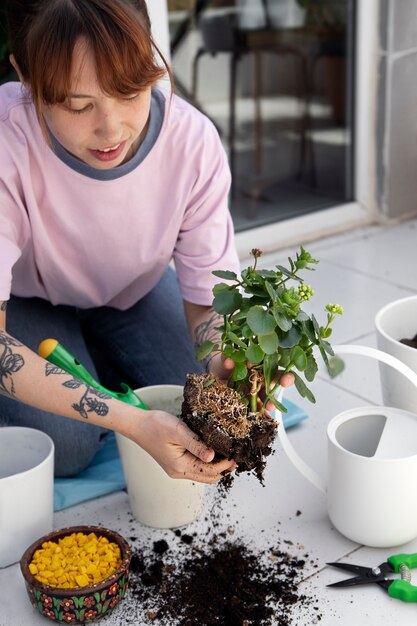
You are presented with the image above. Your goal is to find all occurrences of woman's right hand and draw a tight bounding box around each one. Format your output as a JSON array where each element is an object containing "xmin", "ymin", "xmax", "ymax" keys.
[{"xmin": 126, "ymin": 409, "xmax": 236, "ymax": 484}]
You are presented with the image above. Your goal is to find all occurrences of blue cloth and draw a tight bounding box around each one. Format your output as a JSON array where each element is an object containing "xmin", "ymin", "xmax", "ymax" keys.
[{"xmin": 53, "ymin": 398, "xmax": 308, "ymax": 511}]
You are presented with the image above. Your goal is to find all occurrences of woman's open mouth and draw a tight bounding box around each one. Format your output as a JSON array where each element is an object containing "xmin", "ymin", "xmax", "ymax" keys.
[{"xmin": 88, "ymin": 140, "xmax": 127, "ymax": 162}]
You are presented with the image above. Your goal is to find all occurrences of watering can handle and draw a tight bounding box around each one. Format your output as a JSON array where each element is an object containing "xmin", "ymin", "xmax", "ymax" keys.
[{"xmin": 276, "ymin": 344, "xmax": 417, "ymax": 494}]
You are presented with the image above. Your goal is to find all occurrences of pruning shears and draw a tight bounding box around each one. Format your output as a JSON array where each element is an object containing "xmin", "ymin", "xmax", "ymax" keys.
[
  {"xmin": 327, "ymin": 553, "xmax": 417, "ymax": 602},
  {"xmin": 38, "ymin": 338, "xmax": 149, "ymax": 410}
]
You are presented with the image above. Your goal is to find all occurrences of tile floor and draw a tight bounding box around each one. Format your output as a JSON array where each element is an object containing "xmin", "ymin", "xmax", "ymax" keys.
[{"xmin": 1, "ymin": 216, "xmax": 417, "ymax": 625}]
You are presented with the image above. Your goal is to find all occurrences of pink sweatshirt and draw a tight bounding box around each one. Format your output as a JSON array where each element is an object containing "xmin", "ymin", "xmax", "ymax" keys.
[{"xmin": 0, "ymin": 83, "xmax": 239, "ymax": 309}]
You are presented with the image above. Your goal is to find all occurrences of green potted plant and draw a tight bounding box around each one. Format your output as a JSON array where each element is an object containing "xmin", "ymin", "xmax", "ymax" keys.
[{"xmin": 180, "ymin": 247, "xmax": 343, "ymax": 482}]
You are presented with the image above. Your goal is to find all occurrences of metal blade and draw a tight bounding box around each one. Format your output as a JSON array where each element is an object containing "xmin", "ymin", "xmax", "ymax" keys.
[
  {"xmin": 327, "ymin": 562, "xmax": 371, "ymax": 576},
  {"xmin": 327, "ymin": 577, "xmax": 364, "ymax": 588},
  {"xmin": 327, "ymin": 561, "xmax": 394, "ymax": 588}
]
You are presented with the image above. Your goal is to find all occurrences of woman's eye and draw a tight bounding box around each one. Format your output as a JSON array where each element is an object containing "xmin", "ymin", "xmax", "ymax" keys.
[{"xmin": 65, "ymin": 104, "xmax": 92, "ymax": 115}]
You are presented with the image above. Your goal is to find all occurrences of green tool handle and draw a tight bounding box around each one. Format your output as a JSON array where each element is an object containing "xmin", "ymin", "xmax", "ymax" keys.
[
  {"xmin": 387, "ymin": 554, "xmax": 417, "ymax": 602},
  {"xmin": 388, "ymin": 580, "xmax": 417, "ymax": 603},
  {"xmin": 38, "ymin": 339, "xmax": 148, "ymax": 410},
  {"xmin": 388, "ymin": 553, "xmax": 417, "ymax": 572}
]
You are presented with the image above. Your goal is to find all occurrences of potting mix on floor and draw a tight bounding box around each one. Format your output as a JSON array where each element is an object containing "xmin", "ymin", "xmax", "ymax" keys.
[{"xmin": 122, "ymin": 486, "xmax": 323, "ymax": 625}]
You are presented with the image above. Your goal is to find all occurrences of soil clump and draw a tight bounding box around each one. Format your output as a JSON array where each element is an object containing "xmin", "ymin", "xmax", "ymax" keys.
[{"xmin": 180, "ymin": 373, "xmax": 277, "ymax": 483}]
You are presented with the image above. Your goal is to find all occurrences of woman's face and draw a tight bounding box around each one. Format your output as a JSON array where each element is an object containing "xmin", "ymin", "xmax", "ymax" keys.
[{"xmin": 42, "ymin": 38, "xmax": 152, "ymax": 169}]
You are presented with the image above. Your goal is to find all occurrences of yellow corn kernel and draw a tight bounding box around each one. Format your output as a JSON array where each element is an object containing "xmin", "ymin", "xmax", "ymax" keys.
[{"xmin": 75, "ymin": 574, "xmax": 89, "ymax": 587}]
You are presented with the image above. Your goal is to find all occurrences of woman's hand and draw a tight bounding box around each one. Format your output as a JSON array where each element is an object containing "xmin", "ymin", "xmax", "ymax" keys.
[
  {"xmin": 126, "ymin": 408, "xmax": 236, "ymax": 484},
  {"xmin": 207, "ymin": 352, "xmax": 294, "ymax": 413}
]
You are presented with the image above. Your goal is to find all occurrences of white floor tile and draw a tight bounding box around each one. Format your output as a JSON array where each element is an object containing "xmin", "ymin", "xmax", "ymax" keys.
[{"xmin": 3, "ymin": 217, "xmax": 417, "ymax": 626}]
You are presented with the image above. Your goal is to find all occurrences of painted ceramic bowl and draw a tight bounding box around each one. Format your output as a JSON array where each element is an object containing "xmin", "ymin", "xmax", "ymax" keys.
[{"xmin": 20, "ymin": 525, "xmax": 131, "ymax": 624}]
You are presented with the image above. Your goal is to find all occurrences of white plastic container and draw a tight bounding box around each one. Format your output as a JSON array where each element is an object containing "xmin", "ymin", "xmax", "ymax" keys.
[
  {"xmin": 116, "ymin": 385, "xmax": 205, "ymax": 529},
  {"xmin": 277, "ymin": 344, "xmax": 417, "ymax": 547},
  {"xmin": 0, "ymin": 427, "xmax": 54, "ymax": 568},
  {"xmin": 376, "ymin": 295, "xmax": 417, "ymax": 414}
]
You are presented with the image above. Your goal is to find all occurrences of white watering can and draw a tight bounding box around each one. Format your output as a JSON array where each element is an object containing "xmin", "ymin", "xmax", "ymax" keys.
[{"xmin": 277, "ymin": 344, "xmax": 417, "ymax": 548}]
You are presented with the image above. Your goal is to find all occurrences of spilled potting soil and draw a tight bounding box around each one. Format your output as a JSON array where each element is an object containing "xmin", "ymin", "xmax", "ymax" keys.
[{"xmin": 122, "ymin": 497, "xmax": 322, "ymax": 626}]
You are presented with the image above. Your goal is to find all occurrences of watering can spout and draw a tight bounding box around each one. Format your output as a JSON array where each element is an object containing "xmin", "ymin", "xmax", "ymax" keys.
[{"xmin": 276, "ymin": 344, "xmax": 417, "ymax": 495}]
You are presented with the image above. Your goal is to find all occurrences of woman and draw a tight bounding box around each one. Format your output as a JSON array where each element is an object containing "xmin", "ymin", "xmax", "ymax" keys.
[{"xmin": 0, "ymin": 0, "xmax": 292, "ymax": 481}]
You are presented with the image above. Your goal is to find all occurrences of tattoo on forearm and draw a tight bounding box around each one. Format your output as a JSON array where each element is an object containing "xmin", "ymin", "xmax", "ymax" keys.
[
  {"xmin": 194, "ymin": 311, "xmax": 223, "ymax": 370},
  {"xmin": 0, "ymin": 301, "xmax": 7, "ymax": 312},
  {"xmin": 0, "ymin": 330, "xmax": 24, "ymax": 397},
  {"xmin": 45, "ymin": 363, "xmax": 111, "ymax": 419}
]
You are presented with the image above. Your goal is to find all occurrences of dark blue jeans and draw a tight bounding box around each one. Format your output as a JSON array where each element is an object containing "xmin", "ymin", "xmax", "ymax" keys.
[{"xmin": 0, "ymin": 269, "xmax": 203, "ymax": 476}]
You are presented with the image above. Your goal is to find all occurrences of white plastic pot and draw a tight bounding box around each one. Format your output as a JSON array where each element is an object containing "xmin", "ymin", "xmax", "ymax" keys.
[
  {"xmin": 0, "ymin": 427, "xmax": 54, "ymax": 568},
  {"xmin": 116, "ymin": 385, "xmax": 205, "ymax": 529},
  {"xmin": 376, "ymin": 295, "xmax": 417, "ymax": 414}
]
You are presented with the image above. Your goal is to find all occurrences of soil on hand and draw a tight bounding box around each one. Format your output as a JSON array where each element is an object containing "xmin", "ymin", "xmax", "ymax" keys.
[
  {"xmin": 180, "ymin": 373, "xmax": 277, "ymax": 483},
  {"xmin": 401, "ymin": 334, "xmax": 417, "ymax": 349}
]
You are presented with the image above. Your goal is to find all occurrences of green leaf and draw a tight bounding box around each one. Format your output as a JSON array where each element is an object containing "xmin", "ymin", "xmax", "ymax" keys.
[
  {"xmin": 280, "ymin": 326, "xmax": 302, "ymax": 348},
  {"xmin": 303, "ymin": 319, "xmax": 317, "ymax": 344},
  {"xmin": 311, "ymin": 315, "xmax": 322, "ymax": 340},
  {"xmin": 246, "ymin": 306, "xmax": 276, "ymax": 335},
  {"xmin": 318, "ymin": 343, "xmax": 330, "ymax": 369},
  {"xmin": 232, "ymin": 361, "xmax": 248, "ymax": 381},
  {"xmin": 273, "ymin": 309, "xmax": 292, "ymax": 332},
  {"xmin": 245, "ymin": 342, "xmax": 264, "ymax": 365},
  {"xmin": 212, "ymin": 270, "xmax": 238, "ymax": 280},
  {"xmin": 321, "ymin": 339, "xmax": 335, "ymax": 356},
  {"xmin": 327, "ymin": 356, "xmax": 345, "ymax": 378},
  {"xmin": 275, "ymin": 265, "xmax": 303, "ymax": 282},
  {"xmin": 213, "ymin": 289, "xmax": 242, "ymax": 315},
  {"xmin": 266, "ymin": 394, "xmax": 287, "ymax": 413},
  {"xmin": 293, "ymin": 372, "xmax": 316, "ymax": 403},
  {"xmin": 196, "ymin": 340, "xmax": 217, "ymax": 360},
  {"xmin": 243, "ymin": 285, "xmax": 270, "ymax": 298},
  {"xmin": 241, "ymin": 324, "xmax": 254, "ymax": 339},
  {"xmin": 212, "ymin": 282, "xmax": 230, "ymax": 295},
  {"xmin": 229, "ymin": 349, "xmax": 247, "ymax": 362},
  {"xmin": 296, "ymin": 309, "xmax": 309, "ymax": 321},
  {"xmin": 277, "ymin": 348, "xmax": 291, "ymax": 368},
  {"xmin": 263, "ymin": 353, "xmax": 279, "ymax": 388},
  {"xmin": 257, "ymin": 269, "xmax": 278, "ymax": 278},
  {"xmin": 305, "ymin": 354, "xmax": 318, "ymax": 382},
  {"xmin": 258, "ymin": 332, "xmax": 279, "ymax": 355},
  {"xmin": 231, "ymin": 309, "xmax": 248, "ymax": 321},
  {"xmin": 227, "ymin": 331, "xmax": 247, "ymax": 350},
  {"xmin": 265, "ymin": 280, "xmax": 278, "ymax": 302},
  {"xmin": 290, "ymin": 345, "xmax": 307, "ymax": 371}
]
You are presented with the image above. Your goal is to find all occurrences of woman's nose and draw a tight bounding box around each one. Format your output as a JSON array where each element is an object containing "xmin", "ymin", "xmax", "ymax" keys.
[{"xmin": 95, "ymin": 108, "xmax": 122, "ymax": 140}]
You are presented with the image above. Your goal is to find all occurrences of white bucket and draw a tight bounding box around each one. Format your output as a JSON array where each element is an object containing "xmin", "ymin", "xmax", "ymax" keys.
[
  {"xmin": 116, "ymin": 385, "xmax": 205, "ymax": 529},
  {"xmin": 376, "ymin": 295, "xmax": 417, "ymax": 414},
  {"xmin": 0, "ymin": 427, "xmax": 54, "ymax": 568}
]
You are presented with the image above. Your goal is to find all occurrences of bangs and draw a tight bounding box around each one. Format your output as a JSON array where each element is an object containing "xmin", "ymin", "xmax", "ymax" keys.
[{"xmin": 27, "ymin": 0, "xmax": 167, "ymax": 108}]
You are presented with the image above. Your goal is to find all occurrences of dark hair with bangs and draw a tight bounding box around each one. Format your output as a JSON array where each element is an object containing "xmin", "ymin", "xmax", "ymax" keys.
[{"xmin": 6, "ymin": 0, "xmax": 172, "ymax": 136}]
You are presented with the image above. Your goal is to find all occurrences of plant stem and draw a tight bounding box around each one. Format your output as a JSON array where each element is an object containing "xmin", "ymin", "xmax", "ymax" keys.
[{"xmin": 249, "ymin": 369, "xmax": 258, "ymax": 413}]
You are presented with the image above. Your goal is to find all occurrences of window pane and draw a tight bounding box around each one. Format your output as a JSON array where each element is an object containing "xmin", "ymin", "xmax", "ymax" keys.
[{"xmin": 168, "ymin": 0, "xmax": 355, "ymax": 231}]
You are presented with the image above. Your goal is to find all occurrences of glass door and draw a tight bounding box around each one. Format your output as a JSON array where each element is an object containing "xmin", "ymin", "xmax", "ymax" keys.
[{"xmin": 168, "ymin": 0, "xmax": 355, "ymax": 232}]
